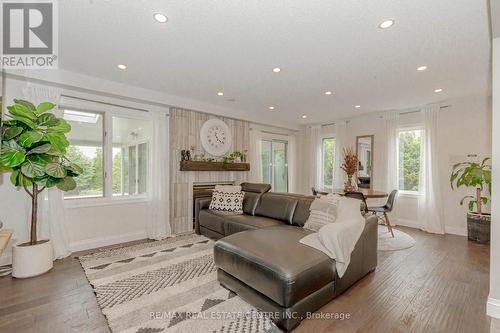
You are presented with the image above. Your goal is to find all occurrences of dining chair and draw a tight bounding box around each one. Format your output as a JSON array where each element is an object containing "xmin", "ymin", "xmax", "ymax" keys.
[
  {"xmin": 368, "ymin": 190, "xmax": 398, "ymax": 238},
  {"xmin": 344, "ymin": 191, "xmax": 369, "ymax": 215}
]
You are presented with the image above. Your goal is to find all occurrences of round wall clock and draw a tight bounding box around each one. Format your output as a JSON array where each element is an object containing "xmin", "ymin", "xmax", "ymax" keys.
[{"xmin": 200, "ymin": 119, "xmax": 232, "ymax": 156}]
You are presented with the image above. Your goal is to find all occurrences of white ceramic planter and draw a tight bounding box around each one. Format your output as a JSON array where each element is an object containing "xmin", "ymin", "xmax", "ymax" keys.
[{"xmin": 12, "ymin": 239, "xmax": 53, "ymax": 278}]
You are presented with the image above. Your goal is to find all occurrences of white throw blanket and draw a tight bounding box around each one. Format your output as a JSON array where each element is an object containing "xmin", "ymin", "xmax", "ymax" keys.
[{"xmin": 300, "ymin": 196, "xmax": 365, "ymax": 278}]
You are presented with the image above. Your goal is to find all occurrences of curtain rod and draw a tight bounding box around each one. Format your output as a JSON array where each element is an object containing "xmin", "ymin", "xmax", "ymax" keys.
[
  {"xmin": 399, "ymin": 104, "xmax": 450, "ymax": 116},
  {"xmin": 259, "ymin": 129, "xmax": 291, "ymax": 136},
  {"xmin": 61, "ymin": 94, "xmax": 150, "ymax": 113},
  {"xmin": 321, "ymin": 104, "xmax": 451, "ymax": 126}
]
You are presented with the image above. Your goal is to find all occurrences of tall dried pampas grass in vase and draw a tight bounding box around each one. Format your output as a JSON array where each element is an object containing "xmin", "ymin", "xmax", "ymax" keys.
[{"xmin": 341, "ymin": 147, "xmax": 358, "ymax": 191}]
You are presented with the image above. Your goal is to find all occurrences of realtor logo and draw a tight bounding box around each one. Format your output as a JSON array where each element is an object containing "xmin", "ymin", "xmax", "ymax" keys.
[{"xmin": 1, "ymin": 1, "xmax": 58, "ymax": 68}]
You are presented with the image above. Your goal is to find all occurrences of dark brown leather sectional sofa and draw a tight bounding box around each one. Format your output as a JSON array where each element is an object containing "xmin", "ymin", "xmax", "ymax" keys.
[{"xmin": 195, "ymin": 183, "xmax": 378, "ymax": 331}]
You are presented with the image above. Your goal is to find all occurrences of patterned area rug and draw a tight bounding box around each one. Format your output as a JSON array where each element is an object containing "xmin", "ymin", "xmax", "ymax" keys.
[{"xmin": 79, "ymin": 234, "xmax": 277, "ymax": 333}]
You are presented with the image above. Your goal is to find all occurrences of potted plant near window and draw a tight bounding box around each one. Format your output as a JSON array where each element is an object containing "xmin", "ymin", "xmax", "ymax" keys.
[
  {"xmin": 0, "ymin": 99, "xmax": 82, "ymax": 278},
  {"xmin": 450, "ymin": 158, "xmax": 491, "ymax": 244}
]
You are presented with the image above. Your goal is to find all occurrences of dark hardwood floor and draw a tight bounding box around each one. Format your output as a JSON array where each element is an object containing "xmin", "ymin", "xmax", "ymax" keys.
[{"xmin": 0, "ymin": 227, "xmax": 490, "ymax": 333}]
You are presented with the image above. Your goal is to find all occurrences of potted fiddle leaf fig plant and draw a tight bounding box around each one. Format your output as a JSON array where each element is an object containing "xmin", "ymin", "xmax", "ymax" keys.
[
  {"xmin": 0, "ymin": 99, "xmax": 82, "ymax": 278},
  {"xmin": 450, "ymin": 158, "xmax": 491, "ymax": 244}
]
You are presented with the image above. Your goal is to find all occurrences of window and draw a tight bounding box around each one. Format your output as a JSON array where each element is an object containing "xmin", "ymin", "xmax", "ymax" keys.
[
  {"xmin": 63, "ymin": 109, "xmax": 152, "ymax": 200},
  {"xmin": 64, "ymin": 110, "xmax": 104, "ymax": 198},
  {"xmin": 260, "ymin": 139, "xmax": 288, "ymax": 192},
  {"xmin": 321, "ymin": 137, "xmax": 335, "ymax": 189},
  {"xmin": 112, "ymin": 116, "xmax": 152, "ymax": 196},
  {"xmin": 398, "ymin": 129, "xmax": 422, "ymax": 192}
]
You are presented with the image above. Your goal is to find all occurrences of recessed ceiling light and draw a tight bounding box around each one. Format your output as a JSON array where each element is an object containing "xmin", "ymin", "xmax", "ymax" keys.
[
  {"xmin": 153, "ymin": 13, "xmax": 168, "ymax": 23},
  {"xmin": 269, "ymin": 106, "xmax": 275, "ymax": 110},
  {"xmin": 434, "ymin": 88, "xmax": 443, "ymax": 93},
  {"xmin": 379, "ymin": 19, "xmax": 395, "ymax": 29},
  {"xmin": 325, "ymin": 91, "xmax": 333, "ymax": 95},
  {"xmin": 355, "ymin": 105, "xmax": 361, "ymax": 108},
  {"xmin": 272, "ymin": 67, "xmax": 281, "ymax": 73},
  {"xmin": 417, "ymin": 65, "xmax": 428, "ymax": 71},
  {"xmin": 301, "ymin": 115, "xmax": 307, "ymax": 119},
  {"xmin": 117, "ymin": 64, "xmax": 127, "ymax": 70},
  {"xmin": 217, "ymin": 92, "xmax": 224, "ymax": 96}
]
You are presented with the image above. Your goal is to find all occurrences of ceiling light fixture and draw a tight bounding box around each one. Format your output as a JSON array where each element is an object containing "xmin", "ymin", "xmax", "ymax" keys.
[
  {"xmin": 117, "ymin": 64, "xmax": 127, "ymax": 70},
  {"xmin": 153, "ymin": 13, "xmax": 168, "ymax": 23},
  {"xmin": 379, "ymin": 19, "xmax": 395, "ymax": 29},
  {"xmin": 434, "ymin": 88, "xmax": 443, "ymax": 93},
  {"xmin": 217, "ymin": 92, "xmax": 224, "ymax": 96},
  {"xmin": 355, "ymin": 105, "xmax": 361, "ymax": 109},
  {"xmin": 325, "ymin": 91, "xmax": 332, "ymax": 95},
  {"xmin": 272, "ymin": 67, "xmax": 281, "ymax": 73},
  {"xmin": 417, "ymin": 65, "xmax": 428, "ymax": 71},
  {"xmin": 301, "ymin": 115, "xmax": 307, "ymax": 119},
  {"xmin": 269, "ymin": 106, "xmax": 275, "ymax": 110}
]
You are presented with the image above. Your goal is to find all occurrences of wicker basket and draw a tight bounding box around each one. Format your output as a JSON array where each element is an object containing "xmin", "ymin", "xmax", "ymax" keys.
[{"xmin": 467, "ymin": 212, "xmax": 491, "ymax": 244}]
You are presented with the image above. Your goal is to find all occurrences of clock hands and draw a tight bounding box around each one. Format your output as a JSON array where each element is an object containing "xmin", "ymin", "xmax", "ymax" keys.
[{"xmin": 215, "ymin": 132, "xmax": 223, "ymax": 144}]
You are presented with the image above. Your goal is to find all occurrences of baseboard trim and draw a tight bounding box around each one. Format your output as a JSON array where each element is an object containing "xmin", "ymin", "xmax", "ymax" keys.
[
  {"xmin": 396, "ymin": 219, "xmax": 467, "ymax": 236},
  {"xmin": 488, "ymin": 297, "xmax": 500, "ymax": 319},
  {"xmin": 69, "ymin": 230, "xmax": 148, "ymax": 252},
  {"xmin": 395, "ymin": 218, "xmax": 421, "ymax": 229},
  {"xmin": 444, "ymin": 226, "xmax": 467, "ymax": 237}
]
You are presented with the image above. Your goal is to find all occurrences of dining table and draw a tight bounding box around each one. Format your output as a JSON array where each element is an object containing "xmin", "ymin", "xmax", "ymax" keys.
[{"xmin": 317, "ymin": 188, "xmax": 388, "ymax": 199}]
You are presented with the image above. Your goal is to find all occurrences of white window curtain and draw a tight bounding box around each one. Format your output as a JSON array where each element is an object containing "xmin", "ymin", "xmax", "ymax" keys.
[
  {"xmin": 418, "ymin": 105, "xmax": 444, "ymax": 234},
  {"xmin": 248, "ymin": 128, "xmax": 262, "ymax": 183},
  {"xmin": 22, "ymin": 84, "xmax": 71, "ymax": 259},
  {"xmin": 287, "ymin": 134, "xmax": 297, "ymax": 193},
  {"xmin": 333, "ymin": 120, "xmax": 348, "ymax": 188},
  {"xmin": 147, "ymin": 111, "xmax": 172, "ymax": 240},
  {"xmin": 383, "ymin": 111, "xmax": 399, "ymax": 192},
  {"xmin": 306, "ymin": 125, "xmax": 322, "ymax": 190}
]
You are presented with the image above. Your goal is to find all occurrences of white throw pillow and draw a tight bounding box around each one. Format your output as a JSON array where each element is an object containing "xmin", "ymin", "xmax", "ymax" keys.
[{"xmin": 209, "ymin": 185, "xmax": 244, "ymax": 214}]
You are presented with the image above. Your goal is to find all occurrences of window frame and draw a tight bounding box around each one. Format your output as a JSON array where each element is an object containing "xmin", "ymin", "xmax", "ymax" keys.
[
  {"xmin": 63, "ymin": 107, "xmax": 152, "ymax": 208},
  {"xmin": 321, "ymin": 136, "xmax": 335, "ymax": 190},
  {"xmin": 396, "ymin": 126, "xmax": 423, "ymax": 196},
  {"xmin": 113, "ymin": 138, "xmax": 150, "ymax": 197},
  {"xmin": 259, "ymin": 136, "xmax": 289, "ymax": 193}
]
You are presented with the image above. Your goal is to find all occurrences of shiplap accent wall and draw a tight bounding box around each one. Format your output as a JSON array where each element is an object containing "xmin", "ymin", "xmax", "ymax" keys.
[{"xmin": 169, "ymin": 108, "xmax": 250, "ymax": 234}]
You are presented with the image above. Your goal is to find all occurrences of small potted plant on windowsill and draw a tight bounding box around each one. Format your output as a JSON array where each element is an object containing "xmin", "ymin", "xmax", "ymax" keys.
[
  {"xmin": 450, "ymin": 157, "xmax": 491, "ymax": 244},
  {"xmin": 0, "ymin": 99, "xmax": 82, "ymax": 278}
]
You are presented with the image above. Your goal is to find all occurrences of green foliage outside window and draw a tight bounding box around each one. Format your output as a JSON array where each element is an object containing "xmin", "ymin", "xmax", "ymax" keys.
[
  {"xmin": 398, "ymin": 130, "xmax": 421, "ymax": 192},
  {"xmin": 322, "ymin": 138, "xmax": 335, "ymax": 188}
]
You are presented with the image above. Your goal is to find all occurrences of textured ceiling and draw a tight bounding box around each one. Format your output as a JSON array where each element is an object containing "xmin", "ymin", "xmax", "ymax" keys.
[{"xmin": 59, "ymin": 0, "xmax": 491, "ymax": 126}]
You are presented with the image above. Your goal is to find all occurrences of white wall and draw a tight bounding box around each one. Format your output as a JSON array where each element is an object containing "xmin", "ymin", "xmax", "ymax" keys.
[
  {"xmin": 299, "ymin": 94, "xmax": 492, "ymax": 235},
  {"xmin": 488, "ymin": 37, "xmax": 500, "ymax": 321},
  {"xmin": 0, "ymin": 74, "xmax": 168, "ymax": 264}
]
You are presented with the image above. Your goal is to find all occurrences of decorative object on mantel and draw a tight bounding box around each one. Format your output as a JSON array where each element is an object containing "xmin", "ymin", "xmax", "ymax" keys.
[
  {"xmin": 341, "ymin": 147, "xmax": 358, "ymax": 192},
  {"xmin": 230, "ymin": 150, "xmax": 247, "ymax": 163},
  {"xmin": 450, "ymin": 157, "xmax": 491, "ymax": 244},
  {"xmin": 180, "ymin": 160, "xmax": 250, "ymax": 171},
  {"xmin": 181, "ymin": 149, "xmax": 189, "ymax": 161},
  {"xmin": 0, "ymin": 99, "xmax": 83, "ymax": 278}
]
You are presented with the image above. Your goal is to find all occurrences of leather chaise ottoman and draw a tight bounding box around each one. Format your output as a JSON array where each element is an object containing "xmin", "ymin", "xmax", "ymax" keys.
[{"xmin": 214, "ymin": 225, "xmax": 336, "ymax": 331}]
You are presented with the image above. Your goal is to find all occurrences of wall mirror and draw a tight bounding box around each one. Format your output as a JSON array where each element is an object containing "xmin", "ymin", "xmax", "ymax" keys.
[{"xmin": 356, "ymin": 135, "xmax": 374, "ymax": 189}]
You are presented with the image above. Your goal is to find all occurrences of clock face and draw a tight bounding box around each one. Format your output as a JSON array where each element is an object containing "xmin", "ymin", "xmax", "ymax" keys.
[{"xmin": 200, "ymin": 119, "xmax": 232, "ymax": 156}]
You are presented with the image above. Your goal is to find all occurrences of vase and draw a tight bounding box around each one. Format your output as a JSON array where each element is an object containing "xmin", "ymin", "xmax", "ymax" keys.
[
  {"xmin": 12, "ymin": 239, "xmax": 53, "ymax": 278},
  {"xmin": 344, "ymin": 174, "xmax": 357, "ymax": 192}
]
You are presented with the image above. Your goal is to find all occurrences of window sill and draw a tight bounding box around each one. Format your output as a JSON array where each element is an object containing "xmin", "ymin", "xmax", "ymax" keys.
[
  {"xmin": 398, "ymin": 191, "xmax": 421, "ymax": 198},
  {"xmin": 64, "ymin": 196, "xmax": 149, "ymax": 209}
]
